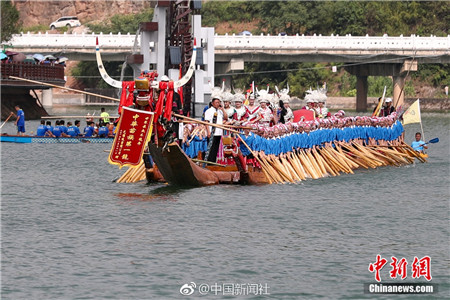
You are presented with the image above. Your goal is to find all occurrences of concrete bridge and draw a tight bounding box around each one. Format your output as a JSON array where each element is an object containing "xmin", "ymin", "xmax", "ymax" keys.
[
  {"xmin": 7, "ymin": 32, "xmax": 450, "ymax": 111},
  {"xmin": 8, "ymin": 32, "xmax": 450, "ymax": 63}
]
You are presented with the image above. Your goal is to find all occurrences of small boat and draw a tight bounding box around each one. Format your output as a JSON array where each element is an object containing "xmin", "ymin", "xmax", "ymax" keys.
[
  {"xmin": 418, "ymin": 152, "xmax": 429, "ymax": 159},
  {"xmin": 0, "ymin": 134, "xmax": 114, "ymax": 144}
]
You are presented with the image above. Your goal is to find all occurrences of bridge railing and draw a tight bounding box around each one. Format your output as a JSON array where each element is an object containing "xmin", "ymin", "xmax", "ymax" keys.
[
  {"xmin": 8, "ymin": 32, "xmax": 450, "ymax": 53},
  {"xmin": 1, "ymin": 62, "xmax": 65, "ymax": 82},
  {"xmin": 9, "ymin": 32, "xmax": 137, "ymax": 50},
  {"xmin": 214, "ymin": 34, "xmax": 450, "ymax": 51}
]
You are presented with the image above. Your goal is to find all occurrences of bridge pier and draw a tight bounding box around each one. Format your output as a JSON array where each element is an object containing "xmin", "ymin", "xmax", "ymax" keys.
[
  {"xmin": 345, "ymin": 61, "xmax": 416, "ymax": 112},
  {"xmin": 42, "ymin": 89, "xmax": 53, "ymax": 108},
  {"xmin": 393, "ymin": 75, "xmax": 406, "ymax": 108},
  {"xmin": 356, "ymin": 76, "xmax": 368, "ymax": 112}
]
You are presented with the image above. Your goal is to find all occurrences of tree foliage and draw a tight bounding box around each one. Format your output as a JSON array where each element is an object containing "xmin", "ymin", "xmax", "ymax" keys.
[
  {"xmin": 202, "ymin": 1, "xmax": 449, "ymax": 36},
  {"xmin": 1, "ymin": 1, "xmax": 22, "ymax": 43},
  {"xmin": 88, "ymin": 8, "xmax": 154, "ymax": 34},
  {"xmin": 202, "ymin": 1, "xmax": 449, "ymax": 96},
  {"xmin": 72, "ymin": 8, "xmax": 154, "ymax": 88}
]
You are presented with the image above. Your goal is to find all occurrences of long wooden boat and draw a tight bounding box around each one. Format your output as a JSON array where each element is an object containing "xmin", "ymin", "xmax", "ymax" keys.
[
  {"xmin": 0, "ymin": 134, "xmax": 114, "ymax": 144},
  {"xmin": 148, "ymin": 142, "xmax": 269, "ymax": 186}
]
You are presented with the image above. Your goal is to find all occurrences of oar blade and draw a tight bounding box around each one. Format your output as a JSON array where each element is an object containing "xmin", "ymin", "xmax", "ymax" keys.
[{"xmin": 428, "ymin": 138, "xmax": 439, "ymax": 144}]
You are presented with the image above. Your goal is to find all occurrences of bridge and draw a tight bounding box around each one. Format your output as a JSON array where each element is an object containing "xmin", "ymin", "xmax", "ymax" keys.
[
  {"xmin": 8, "ymin": 32, "xmax": 450, "ymax": 63},
  {"xmin": 6, "ymin": 32, "xmax": 450, "ymax": 111}
]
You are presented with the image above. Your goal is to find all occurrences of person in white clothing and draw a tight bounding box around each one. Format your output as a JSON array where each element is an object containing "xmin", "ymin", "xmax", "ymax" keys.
[{"xmin": 204, "ymin": 95, "xmax": 228, "ymax": 162}]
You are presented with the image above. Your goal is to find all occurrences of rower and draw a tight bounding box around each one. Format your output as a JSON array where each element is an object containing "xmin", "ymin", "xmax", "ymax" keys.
[
  {"xmin": 411, "ymin": 132, "xmax": 428, "ymax": 153},
  {"xmin": 36, "ymin": 120, "xmax": 47, "ymax": 136}
]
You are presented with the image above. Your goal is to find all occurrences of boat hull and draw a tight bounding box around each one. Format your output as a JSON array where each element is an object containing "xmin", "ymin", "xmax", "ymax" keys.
[
  {"xmin": 148, "ymin": 142, "xmax": 270, "ymax": 186},
  {"xmin": 0, "ymin": 135, "xmax": 114, "ymax": 144}
]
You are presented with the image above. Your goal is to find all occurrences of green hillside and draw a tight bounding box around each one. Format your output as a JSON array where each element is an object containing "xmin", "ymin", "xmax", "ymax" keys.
[{"xmin": 202, "ymin": 1, "xmax": 449, "ymax": 98}]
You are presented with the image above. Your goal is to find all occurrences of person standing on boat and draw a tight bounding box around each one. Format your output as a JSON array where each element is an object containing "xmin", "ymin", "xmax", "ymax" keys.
[
  {"xmin": 223, "ymin": 96, "xmax": 236, "ymax": 125},
  {"xmin": 279, "ymin": 96, "xmax": 294, "ymax": 124},
  {"xmin": 100, "ymin": 108, "xmax": 110, "ymax": 126},
  {"xmin": 411, "ymin": 132, "xmax": 428, "ymax": 153},
  {"xmin": 232, "ymin": 95, "xmax": 249, "ymax": 125},
  {"xmin": 204, "ymin": 95, "xmax": 228, "ymax": 162},
  {"xmin": 380, "ymin": 98, "xmax": 395, "ymax": 116},
  {"xmin": 253, "ymin": 98, "xmax": 275, "ymax": 127},
  {"xmin": 245, "ymin": 94, "xmax": 260, "ymax": 123},
  {"xmin": 14, "ymin": 105, "xmax": 25, "ymax": 136},
  {"xmin": 317, "ymin": 99, "xmax": 330, "ymax": 119}
]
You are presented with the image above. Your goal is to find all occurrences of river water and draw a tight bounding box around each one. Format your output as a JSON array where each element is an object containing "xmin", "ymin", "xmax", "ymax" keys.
[{"xmin": 1, "ymin": 112, "xmax": 449, "ymax": 299}]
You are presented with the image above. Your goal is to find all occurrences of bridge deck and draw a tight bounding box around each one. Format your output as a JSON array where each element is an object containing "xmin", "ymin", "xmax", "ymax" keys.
[{"xmin": 8, "ymin": 32, "xmax": 450, "ymax": 63}]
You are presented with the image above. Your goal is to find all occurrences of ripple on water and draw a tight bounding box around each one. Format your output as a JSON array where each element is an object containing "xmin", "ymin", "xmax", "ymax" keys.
[{"xmin": 1, "ymin": 114, "xmax": 449, "ymax": 299}]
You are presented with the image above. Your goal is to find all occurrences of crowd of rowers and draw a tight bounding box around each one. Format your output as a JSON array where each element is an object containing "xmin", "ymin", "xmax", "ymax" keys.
[
  {"xmin": 35, "ymin": 119, "xmax": 116, "ymax": 138},
  {"xmin": 179, "ymin": 88, "xmax": 401, "ymax": 162}
]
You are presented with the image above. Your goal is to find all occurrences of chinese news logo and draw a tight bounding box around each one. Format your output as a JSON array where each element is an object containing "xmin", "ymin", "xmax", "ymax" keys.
[
  {"xmin": 180, "ymin": 282, "xmax": 270, "ymax": 296},
  {"xmin": 368, "ymin": 254, "xmax": 432, "ymax": 282},
  {"xmin": 366, "ymin": 255, "xmax": 436, "ymax": 294}
]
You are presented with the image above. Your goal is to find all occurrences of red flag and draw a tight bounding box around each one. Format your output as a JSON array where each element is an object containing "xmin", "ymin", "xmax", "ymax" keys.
[
  {"xmin": 154, "ymin": 81, "xmax": 174, "ymax": 137},
  {"xmin": 108, "ymin": 107, "xmax": 154, "ymax": 168},
  {"xmin": 119, "ymin": 81, "xmax": 135, "ymax": 114}
]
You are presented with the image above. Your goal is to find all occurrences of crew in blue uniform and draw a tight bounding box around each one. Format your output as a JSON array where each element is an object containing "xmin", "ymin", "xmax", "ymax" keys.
[
  {"xmin": 59, "ymin": 120, "xmax": 69, "ymax": 137},
  {"xmin": 84, "ymin": 121, "xmax": 95, "ymax": 137},
  {"xmin": 52, "ymin": 120, "xmax": 62, "ymax": 137},
  {"xmin": 36, "ymin": 120, "xmax": 47, "ymax": 136},
  {"xmin": 44, "ymin": 121, "xmax": 54, "ymax": 136},
  {"xmin": 97, "ymin": 123, "xmax": 109, "ymax": 137},
  {"xmin": 14, "ymin": 105, "xmax": 25, "ymax": 136},
  {"xmin": 67, "ymin": 121, "xmax": 81, "ymax": 137}
]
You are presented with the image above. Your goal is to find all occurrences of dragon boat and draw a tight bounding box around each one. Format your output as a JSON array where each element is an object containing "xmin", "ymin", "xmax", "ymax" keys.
[
  {"xmin": 89, "ymin": 6, "xmax": 426, "ymax": 187},
  {"xmin": 142, "ymin": 112, "xmax": 426, "ymax": 186},
  {"xmin": 0, "ymin": 134, "xmax": 114, "ymax": 144}
]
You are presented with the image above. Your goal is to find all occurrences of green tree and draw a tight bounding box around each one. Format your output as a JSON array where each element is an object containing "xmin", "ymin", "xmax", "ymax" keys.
[
  {"xmin": 1, "ymin": 1, "xmax": 22, "ymax": 43},
  {"xmin": 88, "ymin": 8, "xmax": 154, "ymax": 34}
]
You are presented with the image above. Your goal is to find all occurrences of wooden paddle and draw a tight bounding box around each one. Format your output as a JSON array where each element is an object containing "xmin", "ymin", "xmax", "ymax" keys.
[
  {"xmin": 9, "ymin": 76, "xmax": 120, "ymax": 102},
  {"xmin": 0, "ymin": 112, "xmax": 14, "ymax": 129}
]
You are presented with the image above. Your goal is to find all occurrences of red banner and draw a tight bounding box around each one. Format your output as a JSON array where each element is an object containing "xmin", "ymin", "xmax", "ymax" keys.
[
  {"xmin": 119, "ymin": 81, "xmax": 135, "ymax": 114},
  {"xmin": 108, "ymin": 107, "xmax": 154, "ymax": 168}
]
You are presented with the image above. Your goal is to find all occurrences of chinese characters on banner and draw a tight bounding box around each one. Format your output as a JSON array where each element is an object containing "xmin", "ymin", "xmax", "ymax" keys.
[
  {"xmin": 108, "ymin": 107, "xmax": 154, "ymax": 168},
  {"xmin": 368, "ymin": 255, "xmax": 431, "ymax": 282}
]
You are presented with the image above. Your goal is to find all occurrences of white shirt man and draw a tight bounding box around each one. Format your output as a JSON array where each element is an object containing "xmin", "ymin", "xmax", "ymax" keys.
[{"xmin": 204, "ymin": 96, "xmax": 228, "ymax": 162}]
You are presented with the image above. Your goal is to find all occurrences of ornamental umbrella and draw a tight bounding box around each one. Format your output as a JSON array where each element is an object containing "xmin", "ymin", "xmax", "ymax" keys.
[
  {"xmin": 5, "ymin": 51, "xmax": 19, "ymax": 56},
  {"xmin": 23, "ymin": 58, "xmax": 36, "ymax": 64},
  {"xmin": 32, "ymin": 53, "xmax": 44, "ymax": 61},
  {"xmin": 44, "ymin": 55, "xmax": 57, "ymax": 60},
  {"xmin": 12, "ymin": 52, "xmax": 26, "ymax": 62}
]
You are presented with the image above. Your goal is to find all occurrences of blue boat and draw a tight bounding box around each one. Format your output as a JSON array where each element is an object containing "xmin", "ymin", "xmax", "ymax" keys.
[{"xmin": 0, "ymin": 135, "xmax": 114, "ymax": 144}]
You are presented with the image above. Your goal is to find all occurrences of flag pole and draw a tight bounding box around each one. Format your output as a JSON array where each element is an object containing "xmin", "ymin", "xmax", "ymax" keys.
[{"xmin": 417, "ymin": 99, "xmax": 425, "ymax": 141}]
